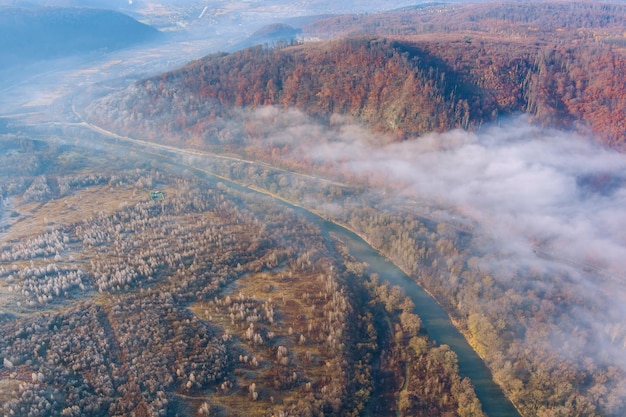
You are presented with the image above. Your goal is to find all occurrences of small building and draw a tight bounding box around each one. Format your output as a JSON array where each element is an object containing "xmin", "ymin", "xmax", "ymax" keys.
[{"xmin": 149, "ymin": 190, "xmax": 166, "ymax": 201}]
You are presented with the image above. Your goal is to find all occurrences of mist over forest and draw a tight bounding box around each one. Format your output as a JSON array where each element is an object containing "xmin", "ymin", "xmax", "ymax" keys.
[{"xmin": 322, "ymin": 116, "xmax": 626, "ymax": 278}]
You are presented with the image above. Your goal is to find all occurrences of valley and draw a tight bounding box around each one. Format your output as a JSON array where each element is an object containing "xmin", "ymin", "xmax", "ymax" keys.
[
  {"xmin": 1, "ymin": 1, "xmax": 626, "ymax": 416},
  {"xmin": 0, "ymin": 124, "xmax": 495, "ymax": 416}
]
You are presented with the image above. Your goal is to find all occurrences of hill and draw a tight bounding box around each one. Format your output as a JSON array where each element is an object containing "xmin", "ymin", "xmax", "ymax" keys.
[
  {"xmin": 86, "ymin": 37, "xmax": 523, "ymax": 141},
  {"xmin": 88, "ymin": 31, "xmax": 626, "ymax": 150},
  {"xmin": 0, "ymin": 7, "xmax": 160, "ymax": 70}
]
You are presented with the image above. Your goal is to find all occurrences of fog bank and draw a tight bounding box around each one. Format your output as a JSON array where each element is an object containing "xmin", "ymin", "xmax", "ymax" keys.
[{"xmin": 313, "ymin": 115, "xmax": 626, "ymax": 280}]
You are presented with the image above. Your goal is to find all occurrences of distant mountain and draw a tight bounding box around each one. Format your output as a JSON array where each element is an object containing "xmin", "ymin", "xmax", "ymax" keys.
[
  {"xmin": 232, "ymin": 23, "xmax": 302, "ymax": 50},
  {"xmin": 0, "ymin": 7, "xmax": 160, "ymax": 70}
]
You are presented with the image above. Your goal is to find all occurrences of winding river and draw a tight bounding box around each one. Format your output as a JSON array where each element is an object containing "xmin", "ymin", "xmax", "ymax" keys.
[{"xmin": 193, "ymin": 162, "xmax": 522, "ymax": 417}]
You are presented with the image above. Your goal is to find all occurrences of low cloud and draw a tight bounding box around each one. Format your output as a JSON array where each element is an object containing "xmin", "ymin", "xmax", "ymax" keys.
[
  {"xmin": 315, "ymin": 115, "xmax": 626, "ymax": 280},
  {"xmin": 259, "ymin": 111, "xmax": 626, "ymax": 372}
]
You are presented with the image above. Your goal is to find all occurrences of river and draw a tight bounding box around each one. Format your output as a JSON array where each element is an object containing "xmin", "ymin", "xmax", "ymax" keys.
[
  {"xmin": 321, "ymin": 222, "xmax": 521, "ymax": 417},
  {"xmin": 187, "ymin": 157, "xmax": 522, "ymax": 417}
]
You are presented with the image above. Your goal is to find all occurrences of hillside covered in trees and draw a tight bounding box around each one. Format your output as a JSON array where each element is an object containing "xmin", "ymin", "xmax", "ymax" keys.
[{"xmin": 86, "ymin": 1, "xmax": 626, "ymax": 150}]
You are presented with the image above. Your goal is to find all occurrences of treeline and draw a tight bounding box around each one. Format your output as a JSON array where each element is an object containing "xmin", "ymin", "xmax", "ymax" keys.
[{"xmin": 303, "ymin": 1, "xmax": 626, "ymax": 41}]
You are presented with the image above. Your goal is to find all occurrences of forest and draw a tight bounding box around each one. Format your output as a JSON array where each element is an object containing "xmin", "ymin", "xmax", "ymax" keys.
[
  {"xmin": 86, "ymin": 2, "xmax": 626, "ymax": 150},
  {"xmin": 71, "ymin": 98, "xmax": 626, "ymax": 417},
  {"xmin": 127, "ymin": 139, "xmax": 626, "ymax": 417}
]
